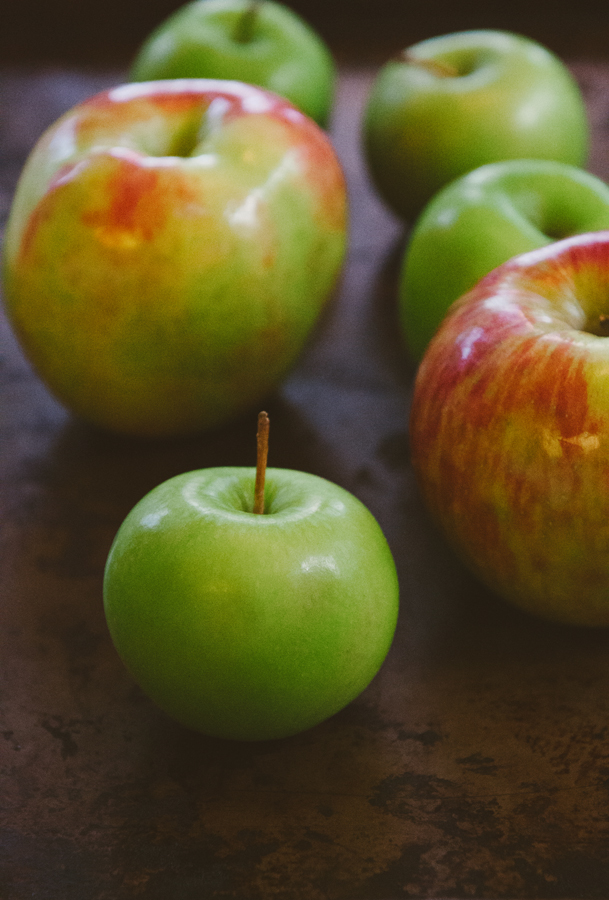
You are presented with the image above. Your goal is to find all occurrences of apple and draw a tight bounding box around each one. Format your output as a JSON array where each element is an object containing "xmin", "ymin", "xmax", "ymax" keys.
[
  {"xmin": 410, "ymin": 231, "xmax": 609, "ymax": 627},
  {"xmin": 363, "ymin": 29, "xmax": 589, "ymax": 221},
  {"xmin": 400, "ymin": 159, "xmax": 609, "ymax": 362},
  {"xmin": 103, "ymin": 413, "xmax": 399, "ymax": 740},
  {"xmin": 130, "ymin": 0, "xmax": 336, "ymax": 128},
  {"xmin": 1, "ymin": 79, "xmax": 347, "ymax": 438}
]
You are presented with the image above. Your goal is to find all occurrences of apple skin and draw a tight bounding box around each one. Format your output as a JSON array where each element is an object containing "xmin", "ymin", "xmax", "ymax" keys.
[
  {"xmin": 1, "ymin": 80, "xmax": 347, "ymax": 437},
  {"xmin": 103, "ymin": 466, "xmax": 399, "ymax": 741},
  {"xmin": 400, "ymin": 159, "xmax": 609, "ymax": 362},
  {"xmin": 130, "ymin": 0, "xmax": 336, "ymax": 128},
  {"xmin": 363, "ymin": 30, "xmax": 589, "ymax": 221},
  {"xmin": 410, "ymin": 231, "xmax": 609, "ymax": 627}
]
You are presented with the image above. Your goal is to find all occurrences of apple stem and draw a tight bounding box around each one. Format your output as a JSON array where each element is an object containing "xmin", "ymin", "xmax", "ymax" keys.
[
  {"xmin": 253, "ymin": 411, "xmax": 270, "ymax": 514},
  {"xmin": 234, "ymin": 0, "xmax": 261, "ymax": 43},
  {"xmin": 402, "ymin": 50, "xmax": 459, "ymax": 78}
]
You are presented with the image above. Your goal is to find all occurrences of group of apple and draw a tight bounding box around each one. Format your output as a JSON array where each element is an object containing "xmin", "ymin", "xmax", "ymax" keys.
[
  {"xmin": 4, "ymin": 0, "xmax": 609, "ymax": 742},
  {"xmin": 365, "ymin": 32, "xmax": 609, "ymax": 632}
]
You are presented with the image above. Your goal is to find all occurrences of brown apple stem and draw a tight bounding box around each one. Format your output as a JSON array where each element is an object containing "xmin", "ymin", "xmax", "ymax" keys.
[
  {"xmin": 234, "ymin": 0, "xmax": 261, "ymax": 43},
  {"xmin": 253, "ymin": 410, "xmax": 270, "ymax": 514},
  {"xmin": 402, "ymin": 50, "xmax": 459, "ymax": 78}
]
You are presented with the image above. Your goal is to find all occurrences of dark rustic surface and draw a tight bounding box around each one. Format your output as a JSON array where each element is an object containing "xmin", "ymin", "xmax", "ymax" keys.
[{"xmin": 3, "ymin": 63, "xmax": 609, "ymax": 899}]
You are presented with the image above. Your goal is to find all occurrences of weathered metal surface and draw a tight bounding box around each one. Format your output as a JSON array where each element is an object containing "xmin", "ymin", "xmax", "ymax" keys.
[{"xmin": 2, "ymin": 65, "xmax": 609, "ymax": 899}]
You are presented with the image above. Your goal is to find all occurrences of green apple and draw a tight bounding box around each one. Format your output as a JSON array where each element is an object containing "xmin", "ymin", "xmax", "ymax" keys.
[
  {"xmin": 1, "ymin": 79, "xmax": 347, "ymax": 437},
  {"xmin": 103, "ymin": 462, "xmax": 399, "ymax": 741},
  {"xmin": 410, "ymin": 231, "xmax": 609, "ymax": 626},
  {"xmin": 363, "ymin": 30, "xmax": 589, "ymax": 220},
  {"xmin": 400, "ymin": 159, "xmax": 609, "ymax": 362},
  {"xmin": 130, "ymin": 0, "xmax": 336, "ymax": 127}
]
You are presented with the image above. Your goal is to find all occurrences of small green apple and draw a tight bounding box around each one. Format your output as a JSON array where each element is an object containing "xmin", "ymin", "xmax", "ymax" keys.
[
  {"xmin": 1, "ymin": 79, "xmax": 347, "ymax": 437},
  {"xmin": 130, "ymin": 0, "xmax": 336, "ymax": 127},
  {"xmin": 363, "ymin": 30, "xmax": 589, "ymax": 220},
  {"xmin": 103, "ymin": 435, "xmax": 399, "ymax": 740},
  {"xmin": 400, "ymin": 159, "xmax": 609, "ymax": 362}
]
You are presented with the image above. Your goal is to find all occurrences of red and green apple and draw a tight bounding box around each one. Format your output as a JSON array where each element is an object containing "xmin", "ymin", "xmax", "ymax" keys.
[
  {"xmin": 1, "ymin": 79, "xmax": 347, "ymax": 437},
  {"xmin": 363, "ymin": 30, "xmax": 589, "ymax": 220},
  {"xmin": 400, "ymin": 159, "xmax": 609, "ymax": 362},
  {"xmin": 410, "ymin": 231, "xmax": 609, "ymax": 627},
  {"xmin": 130, "ymin": 0, "xmax": 336, "ymax": 127},
  {"xmin": 103, "ymin": 414, "xmax": 399, "ymax": 740}
]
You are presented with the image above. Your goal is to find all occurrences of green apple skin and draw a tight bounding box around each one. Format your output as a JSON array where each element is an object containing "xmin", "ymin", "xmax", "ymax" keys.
[
  {"xmin": 400, "ymin": 159, "xmax": 609, "ymax": 362},
  {"xmin": 364, "ymin": 30, "xmax": 589, "ymax": 221},
  {"xmin": 410, "ymin": 231, "xmax": 609, "ymax": 627},
  {"xmin": 103, "ymin": 467, "xmax": 399, "ymax": 741},
  {"xmin": 130, "ymin": 0, "xmax": 335, "ymax": 128},
  {"xmin": 1, "ymin": 80, "xmax": 347, "ymax": 437}
]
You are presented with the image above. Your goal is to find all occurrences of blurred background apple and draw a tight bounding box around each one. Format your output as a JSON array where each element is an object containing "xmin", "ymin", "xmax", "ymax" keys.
[{"xmin": 129, "ymin": 0, "xmax": 337, "ymax": 127}]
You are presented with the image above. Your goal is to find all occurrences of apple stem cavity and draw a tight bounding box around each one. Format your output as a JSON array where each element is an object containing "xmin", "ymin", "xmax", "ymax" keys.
[
  {"xmin": 234, "ymin": 0, "xmax": 262, "ymax": 43},
  {"xmin": 403, "ymin": 51, "xmax": 459, "ymax": 78},
  {"xmin": 253, "ymin": 410, "xmax": 270, "ymax": 514}
]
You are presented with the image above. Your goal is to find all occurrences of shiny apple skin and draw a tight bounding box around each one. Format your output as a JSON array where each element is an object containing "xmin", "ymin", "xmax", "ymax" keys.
[
  {"xmin": 364, "ymin": 30, "xmax": 589, "ymax": 221},
  {"xmin": 401, "ymin": 159, "xmax": 609, "ymax": 362},
  {"xmin": 2, "ymin": 80, "xmax": 347, "ymax": 437},
  {"xmin": 103, "ymin": 467, "xmax": 400, "ymax": 741},
  {"xmin": 130, "ymin": 0, "xmax": 336, "ymax": 128},
  {"xmin": 410, "ymin": 232, "xmax": 609, "ymax": 627}
]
